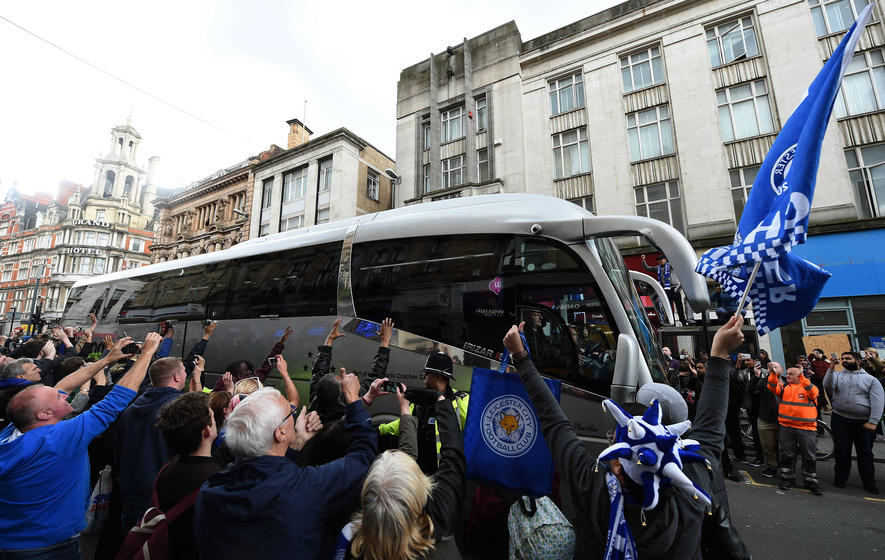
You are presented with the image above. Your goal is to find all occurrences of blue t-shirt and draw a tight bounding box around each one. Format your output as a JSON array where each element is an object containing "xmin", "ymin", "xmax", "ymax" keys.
[{"xmin": 0, "ymin": 384, "xmax": 136, "ymax": 549}]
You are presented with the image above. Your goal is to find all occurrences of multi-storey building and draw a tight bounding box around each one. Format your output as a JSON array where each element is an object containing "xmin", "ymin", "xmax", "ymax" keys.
[
  {"xmin": 250, "ymin": 121, "xmax": 396, "ymax": 237},
  {"xmin": 0, "ymin": 119, "xmax": 162, "ymax": 333},
  {"xmin": 393, "ymin": 0, "xmax": 885, "ymax": 364}
]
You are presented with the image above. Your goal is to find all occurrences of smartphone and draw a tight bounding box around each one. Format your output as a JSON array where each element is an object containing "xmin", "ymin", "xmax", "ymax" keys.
[
  {"xmin": 201, "ymin": 319, "xmax": 214, "ymax": 328},
  {"xmin": 268, "ymin": 356, "xmax": 278, "ymax": 366},
  {"xmin": 831, "ymin": 352, "xmax": 838, "ymax": 360},
  {"xmin": 861, "ymin": 350, "xmax": 867, "ymax": 358},
  {"xmin": 381, "ymin": 380, "xmax": 400, "ymax": 393}
]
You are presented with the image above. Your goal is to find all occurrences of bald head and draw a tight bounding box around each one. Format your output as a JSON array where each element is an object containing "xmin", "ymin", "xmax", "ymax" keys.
[{"xmin": 6, "ymin": 385, "xmax": 73, "ymax": 432}]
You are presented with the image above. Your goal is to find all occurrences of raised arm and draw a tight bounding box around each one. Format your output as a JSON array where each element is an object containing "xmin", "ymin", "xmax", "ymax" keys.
[
  {"xmin": 54, "ymin": 337, "xmax": 133, "ymax": 394},
  {"xmin": 274, "ymin": 355, "xmax": 301, "ymax": 408},
  {"xmin": 184, "ymin": 321, "xmax": 216, "ymax": 375},
  {"xmin": 309, "ymin": 319, "xmax": 343, "ymax": 401},
  {"xmin": 254, "ymin": 325, "xmax": 293, "ymax": 381},
  {"xmin": 361, "ymin": 318, "xmax": 393, "ymax": 394},
  {"xmin": 116, "ymin": 332, "xmax": 163, "ymax": 391}
]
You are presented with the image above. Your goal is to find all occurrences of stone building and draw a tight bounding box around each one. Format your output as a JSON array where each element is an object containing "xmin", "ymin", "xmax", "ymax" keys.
[
  {"xmin": 393, "ymin": 0, "xmax": 885, "ymax": 364},
  {"xmin": 0, "ymin": 119, "xmax": 162, "ymax": 332},
  {"xmin": 249, "ymin": 121, "xmax": 396, "ymax": 237}
]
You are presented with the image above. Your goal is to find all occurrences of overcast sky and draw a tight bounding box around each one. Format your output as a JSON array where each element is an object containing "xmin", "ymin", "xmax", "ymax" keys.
[{"xmin": 0, "ymin": 0, "xmax": 621, "ymax": 198}]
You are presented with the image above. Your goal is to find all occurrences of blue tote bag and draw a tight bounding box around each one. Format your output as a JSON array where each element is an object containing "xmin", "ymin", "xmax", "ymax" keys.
[{"xmin": 464, "ymin": 342, "xmax": 561, "ymax": 498}]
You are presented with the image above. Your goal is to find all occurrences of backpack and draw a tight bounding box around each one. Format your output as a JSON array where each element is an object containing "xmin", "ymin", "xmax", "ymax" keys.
[
  {"xmin": 507, "ymin": 496, "xmax": 575, "ymax": 560},
  {"xmin": 114, "ymin": 463, "xmax": 201, "ymax": 560}
]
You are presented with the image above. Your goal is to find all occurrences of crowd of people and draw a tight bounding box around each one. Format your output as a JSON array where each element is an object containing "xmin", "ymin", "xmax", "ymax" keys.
[
  {"xmin": 659, "ymin": 340, "xmax": 885, "ymax": 496},
  {"xmin": 0, "ymin": 311, "xmax": 880, "ymax": 559}
]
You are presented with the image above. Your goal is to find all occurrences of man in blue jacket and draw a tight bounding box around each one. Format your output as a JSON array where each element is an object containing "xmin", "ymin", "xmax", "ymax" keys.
[
  {"xmin": 195, "ymin": 371, "xmax": 377, "ymax": 560},
  {"xmin": 115, "ymin": 356, "xmax": 188, "ymax": 531},
  {"xmin": 0, "ymin": 334, "xmax": 159, "ymax": 557}
]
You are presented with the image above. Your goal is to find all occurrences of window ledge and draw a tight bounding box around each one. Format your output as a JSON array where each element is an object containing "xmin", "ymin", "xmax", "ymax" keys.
[
  {"xmin": 549, "ymin": 106, "xmax": 586, "ymax": 119},
  {"xmin": 622, "ymin": 81, "xmax": 666, "ymax": 96},
  {"xmin": 710, "ymin": 54, "xmax": 764, "ymax": 71},
  {"xmin": 629, "ymin": 153, "xmax": 677, "ymax": 165},
  {"xmin": 722, "ymin": 132, "xmax": 778, "ymax": 146},
  {"xmin": 554, "ymin": 171, "xmax": 592, "ymax": 182},
  {"xmin": 836, "ymin": 110, "xmax": 885, "ymax": 121},
  {"xmin": 441, "ymin": 137, "xmax": 466, "ymax": 147}
]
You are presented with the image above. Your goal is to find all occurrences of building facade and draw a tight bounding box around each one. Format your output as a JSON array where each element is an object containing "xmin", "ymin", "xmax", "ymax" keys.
[
  {"xmin": 0, "ymin": 119, "xmax": 161, "ymax": 333},
  {"xmin": 393, "ymin": 0, "xmax": 885, "ymax": 364},
  {"xmin": 249, "ymin": 124, "xmax": 396, "ymax": 237}
]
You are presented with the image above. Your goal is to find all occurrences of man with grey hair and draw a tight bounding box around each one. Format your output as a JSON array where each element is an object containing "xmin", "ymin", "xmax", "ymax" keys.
[{"xmin": 195, "ymin": 372, "xmax": 377, "ymax": 560}]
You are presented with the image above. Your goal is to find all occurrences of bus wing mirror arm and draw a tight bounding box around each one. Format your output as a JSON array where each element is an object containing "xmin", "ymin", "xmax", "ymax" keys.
[
  {"xmin": 582, "ymin": 216, "xmax": 710, "ymax": 312},
  {"xmin": 630, "ymin": 271, "xmax": 675, "ymax": 327},
  {"xmin": 609, "ymin": 333, "xmax": 648, "ymax": 404}
]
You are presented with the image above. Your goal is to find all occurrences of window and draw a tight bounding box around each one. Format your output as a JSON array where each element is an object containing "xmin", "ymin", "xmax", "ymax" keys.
[
  {"xmin": 259, "ymin": 178, "xmax": 274, "ymax": 236},
  {"xmin": 621, "ymin": 47, "xmax": 665, "ymax": 93},
  {"xmin": 318, "ymin": 159, "xmax": 333, "ymax": 192},
  {"xmin": 706, "ymin": 17, "xmax": 759, "ymax": 67},
  {"xmin": 476, "ymin": 98, "xmax": 487, "ymax": 131},
  {"xmin": 84, "ymin": 231, "xmax": 96, "ymax": 245},
  {"xmin": 423, "ymin": 165, "xmax": 431, "ymax": 193},
  {"xmin": 635, "ymin": 181, "xmax": 685, "ymax": 233},
  {"xmin": 478, "ymin": 148, "xmax": 490, "ymax": 182},
  {"xmin": 1, "ymin": 264, "xmax": 12, "ymax": 282},
  {"xmin": 729, "ymin": 165, "xmax": 761, "ymax": 221},
  {"xmin": 552, "ymin": 128, "xmax": 591, "ymax": 178},
  {"xmin": 30, "ymin": 260, "xmax": 43, "ymax": 278},
  {"xmin": 835, "ymin": 49, "xmax": 885, "ymax": 117},
  {"xmin": 79, "ymin": 257, "xmax": 92, "ymax": 275},
  {"xmin": 10, "ymin": 242, "xmax": 18, "ymax": 254},
  {"xmin": 96, "ymin": 210, "xmax": 106, "ymax": 221},
  {"xmin": 441, "ymin": 107, "xmax": 464, "ymax": 142},
  {"xmin": 283, "ymin": 168, "xmax": 307, "ymax": 202},
  {"xmin": 128, "ymin": 262, "xmax": 141, "ymax": 269},
  {"xmin": 23, "ymin": 238, "xmax": 34, "ymax": 252},
  {"xmin": 717, "ymin": 80, "xmax": 775, "ymax": 141},
  {"xmin": 18, "ymin": 262, "xmax": 29, "ymax": 279},
  {"xmin": 570, "ymin": 196, "xmax": 595, "ymax": 213},
  {"xmin": 131, "ymin": 239, "xmax": 143, "ymax": 253},
  {"xmin": 626, "ymin": 106, "xmax": 675, "ymax": 162},
  {"xmin": 846, "ymin": 144, "xmax": 885, "ymax": 217},
  {"xmin": 98, "ymin": 232, "xmax": 109, "ymax": 246},
  {"xmin": 810, "ymin": 0, "xmax": 871, "ymax": 37},
  {"xmin": 93, "ymin": 258, "xmax": 106, "ymax": 275},
  {"xmin": 316, "ymin": 207, "xmax": 330, "ymax": 224},
  {"xmin": 549, "ymin": 72, "xmax": 585, "ymax": 115},
  {"xmin": 281, "ymin": 215, "xmax": 304, "ymax": 231},
  {"xmin": 423, "ymin": 121, "xmax": 431, "ymax": 149},
  {"xmin": 442, "ymin": 155, "xmax": 465, "ymax": 189},
  {"xmin": 366, "ymin": 170, "xmax": 380, "ymax": 201},
  {"xmin": 37, "ymin": 235, "xmax": 50, "ymax": 249}
]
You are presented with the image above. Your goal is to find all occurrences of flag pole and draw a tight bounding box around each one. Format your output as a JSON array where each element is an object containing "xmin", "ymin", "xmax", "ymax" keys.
[{"xmin": 734, "ymin": 260, "xmax": 762, "ymax": 317}]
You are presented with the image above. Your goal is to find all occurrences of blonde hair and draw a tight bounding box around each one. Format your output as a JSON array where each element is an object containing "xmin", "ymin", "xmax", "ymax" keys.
[
  {"xmin": 866, "ymin": 347, "xmax": 880, "ymax": 359},
  {"xmin": 351, "ymin": 450, "xmax": 436, "ymax": 560},
  {"xmin": 233, "ymin": 378, "xmax": 262, "ymax": 395}
]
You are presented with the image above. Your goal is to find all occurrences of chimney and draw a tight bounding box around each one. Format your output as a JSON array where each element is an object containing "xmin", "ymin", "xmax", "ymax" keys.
[
  {"xmin": 286, "ymin": 118, "xmax": 313, "ymax": 149},
  {"xmin": 56, "ymin": 180, "xmax": 80, "ymax": 205}
]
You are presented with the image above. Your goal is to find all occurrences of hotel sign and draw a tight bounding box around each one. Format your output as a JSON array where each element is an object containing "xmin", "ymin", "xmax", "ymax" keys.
[
  {"xmin": 72, "ymin": 220, "xmax": 110, "ymax": 227},
  {"xmin": 61, "ymin": 247, "xmax": 104, "ymax": 255}
]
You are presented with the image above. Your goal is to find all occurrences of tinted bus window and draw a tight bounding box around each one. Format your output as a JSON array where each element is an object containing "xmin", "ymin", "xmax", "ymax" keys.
[
  {"xmin": 351, "ymin": 235, "xmax": 514, "ymax": 362},
  {"xmin": 224, "ymin": 242, "xmax": 339, "ymax": 318}
]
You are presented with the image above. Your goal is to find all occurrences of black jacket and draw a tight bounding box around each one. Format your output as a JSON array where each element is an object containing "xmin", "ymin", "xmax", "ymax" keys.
[
  {"xmin": 515, "ymin": 355, "xmax": 751, "ymax": 559},
  {"xmin": 308, "ymin": 344, "xmax": 389, "ymax": 424}
]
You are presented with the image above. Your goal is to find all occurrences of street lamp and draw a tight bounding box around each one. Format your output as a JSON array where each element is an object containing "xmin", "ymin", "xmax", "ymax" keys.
[{"xmin": 384, "ymin": 169, "xmax": 401, "ymax": 209}]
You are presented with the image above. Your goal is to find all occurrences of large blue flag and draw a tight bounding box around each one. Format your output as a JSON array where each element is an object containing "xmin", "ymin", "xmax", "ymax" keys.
[{"xmin": 696, "ymin": 4, "xmax": 874, "ymax": 334}]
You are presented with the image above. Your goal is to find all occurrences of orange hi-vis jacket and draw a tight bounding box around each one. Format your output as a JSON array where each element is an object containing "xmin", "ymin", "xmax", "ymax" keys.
[{"xmin": 767, "ymin": 371, "xmax": 819, "ymax": 430}]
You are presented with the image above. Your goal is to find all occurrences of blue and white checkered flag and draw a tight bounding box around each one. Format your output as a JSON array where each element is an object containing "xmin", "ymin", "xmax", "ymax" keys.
[{"xmin": 696, "ymin": 4, "xmax": 874, "ymax": 334}]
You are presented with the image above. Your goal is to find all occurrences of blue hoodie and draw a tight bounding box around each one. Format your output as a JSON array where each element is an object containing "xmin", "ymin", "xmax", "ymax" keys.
[
  {"xmin": 195, "ymin": 401, "xmax": 378, "ymax": 560},
  {"xmin": 115, "ymin": 386, "xmax": 182, "ymax": 514},
  {"xmin": 0, "ymin": 384, "xmax": 136, "ymax": 548}
]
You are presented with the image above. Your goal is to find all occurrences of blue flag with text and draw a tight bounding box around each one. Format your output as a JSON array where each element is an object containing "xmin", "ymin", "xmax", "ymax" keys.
[{"xmin": 695, "ymin": 4, "xmax": 874, "ymax": 334}]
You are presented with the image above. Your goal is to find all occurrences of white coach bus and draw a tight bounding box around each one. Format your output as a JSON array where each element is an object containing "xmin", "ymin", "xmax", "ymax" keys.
[{"xmin": 62, "ymin": 194, "xmax": 709, "ymax": 444}]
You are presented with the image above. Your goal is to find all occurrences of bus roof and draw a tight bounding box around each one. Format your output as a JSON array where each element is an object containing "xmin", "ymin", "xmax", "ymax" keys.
[{"xmin": 73, "ymin": 194, "xmax": 593, "ymax": 288}]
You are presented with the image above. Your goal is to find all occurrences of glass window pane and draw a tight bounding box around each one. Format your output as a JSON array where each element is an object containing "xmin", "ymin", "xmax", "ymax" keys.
[
  {"xmin": 844, "ymin": 72, "xmax": 878, "ymax": 114},
  {"xmin": 633, "ymin": 62, "xmax": 652, "ymax": 89},
  {"xmin": 811, "ymin": 7, "xmax": 827, "ymax": 36},
  {"xmin": 628, "ymin": 129, "xmax": 641, "ymax": 161},
  {"xmin": 744, "ymin": 165, "xmax": 760, "ymax": 185},
  {"xmin": 560, "ymin": 84, "xmax": 574, "ymax": 112},
  {"xmin": 870, "ymin": 163, "xmax": 885, "ymax": 216},
  {"xmin": 563, "ymin": 130, "xmax": 577, "ymax": 144},
  {"xmin": 669, "ymin": 199, "xmax": 685, "ymax": 232},
  {"xmin": 731, "ymin": 84, "xmax": 752, "ymax": 101},
  {"xmin": 638, "ymin": 108, "xmax": 656, "ymax": 125},
  {"xmin": 648, "ymin": 201, "xmax": 670, "ymax": 223},
  {"xmin": 872, "ymin": 50, "xmax": 884, "ymax": 65},
  {"xmin": 717, "ymin": 90, "xmax": 728, "ymax": 104},
  {"xmin": 580, "ymin": 141, "xmax": 591, "ymax": 172},
  {"xmin": 635, "ymin": 187, "xmax": 645, "ymax": 203},
  {"xmin": 708, "ymin": 40, "xmax": 722, "ymax": 67},
  {"xmin": 563, "ymin": 143, "xmax": 579, "ymax": 176},
  {"xmin": 845, "ymin": 149, "xmax": 860, "ymax": 168},
  {"xmin": 730, "ymin": 170, "xmax": 742, "ymax": 188},
  {"xmin": 660, "ymin": 120, "xmax": 674, "ymax": 154},
  {"xmin": 754, "ymin": 80, "xmax": 766, "ymax": 94},
  {"xmin": 756, "ymin": 96, "xmax": 775, "ymax": 134},
  {"xmin": 668, "ymin": 181, "xmax": 679, "ymax": 198},
  {"xmin": 633, "ymin": 50, "xmax": 649, "ymax": 62},
  {"xmin": 849, "ymin": 169, "xmax": 873, "ymax": 218},
  {"xmin": 622, "ymin": 67, "xmax": 633, "ymax": 92},
  {"xmin": 576, "ymin": 82, "xmax": 585, "ymax": 108},
  {"xmin": 861, "ymin": 144, "xmax": 885, "ymax": 165},
  {"xmin": 640, "ymin": 124, "xmax": 662, "ymax": 158},
  {"xmin": 627, "ymin": 114, "xmax": 636, "ymax": 127},
  {"xmin": 550, "ymin": 91, "xmax": 559, "ymax": 115},
  {"xmin": 553, "ymin": 149, "xmax": 564, "ymax": 179},
  {"xmin": 719, "ymin": 105, "xmax": 735, "ymax": 141},
  {"xmin": 732, "ymin": 100, "xmax": 760, "ymax": 138},
  {"xmin": 847, "ymin": 53, "xmax": 867, "ymax": 72},
  {"xmin": 825, "ymin": 0, "xmax": 853, "ymax": 33},
  {"xmin": 651, "ymin": 47, "xmax": 660, "ymax": 57},
  {"xmin": 744, "ymin": 28, "xmax": 759, "ymax": 57},
  {"xmin": 651, "ymin": 57, "xmax": 663, "ymax": 84},
  {"xmin": 647, "ymin": 184, "xmax": 666, "ymax": 201}
]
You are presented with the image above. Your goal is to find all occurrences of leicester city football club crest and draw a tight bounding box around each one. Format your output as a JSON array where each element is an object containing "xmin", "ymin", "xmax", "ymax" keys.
[
  {"xmin": 480, "ymin": 394, "xmax": 537, "ymax": 458},
  {"xmin": 770, "ymin": 144, "xmax": 797, "ymax": 196}
]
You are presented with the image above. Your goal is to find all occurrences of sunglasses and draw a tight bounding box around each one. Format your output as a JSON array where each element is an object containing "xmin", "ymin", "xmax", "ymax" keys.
[{"xmin": 278, "ymin": 404, "xmax": 298, "ymax": 428}]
